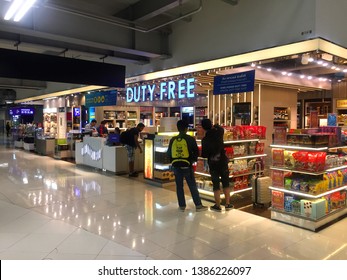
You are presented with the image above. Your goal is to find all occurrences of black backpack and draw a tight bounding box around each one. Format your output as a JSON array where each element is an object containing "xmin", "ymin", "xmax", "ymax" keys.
[{"xmin": 120, "ymin": 130, "xmax": 131, "ymax": 145}]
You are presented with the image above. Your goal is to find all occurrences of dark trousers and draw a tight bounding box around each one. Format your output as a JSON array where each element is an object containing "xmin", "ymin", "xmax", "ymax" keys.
[{"xmin": 172, "ymin": 166, "xmax": 202, "ymax": 207}]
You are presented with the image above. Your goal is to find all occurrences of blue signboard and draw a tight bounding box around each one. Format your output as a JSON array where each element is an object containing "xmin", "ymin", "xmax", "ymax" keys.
[
  {"xmin": 213, "ymin": 70, "xmax": 255, "ymax": 95},
  {"xmin": 85, "ymin": 90, "xmax": 117, "ymax": 107},
  {"xmin": 73, "ymin": 107, "xmax": 81, "ymax": 117},
  {"xmin": 9, "ymin": 107, "xmax": 34, "ymax": 115}
]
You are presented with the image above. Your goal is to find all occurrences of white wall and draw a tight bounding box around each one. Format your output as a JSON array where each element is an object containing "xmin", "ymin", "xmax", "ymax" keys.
[
  {"xmin": 126, "ymin": 0, "xmax": 317, "ymax": 76},
  {"xmin": 315, "ymin": 0, "xmax": 347, "ymax": 46}
]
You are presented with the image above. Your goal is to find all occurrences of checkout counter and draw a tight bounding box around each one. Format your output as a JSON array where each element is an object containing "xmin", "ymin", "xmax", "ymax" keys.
[{"xmin": 75, "ymin": 136, "xmax": 143, "ymax": 174}]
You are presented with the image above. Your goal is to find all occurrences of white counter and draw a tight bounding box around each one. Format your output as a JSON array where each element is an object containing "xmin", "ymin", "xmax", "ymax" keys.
[
  {"xmin": 75, "ymin": 136, "xmax": 143, "ymax": 174},
  {"xmin": 75, "ymin": 137, "xmax": 105, "ymax": 169}
]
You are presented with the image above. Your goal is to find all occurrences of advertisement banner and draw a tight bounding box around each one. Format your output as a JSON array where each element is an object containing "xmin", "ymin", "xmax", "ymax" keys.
[
  {"xmin": 85, "ymin": 90, "xmax": 117, "ymax": 107},
  {"xmin": 213, "ymin": 70, "xmax": 255, "ymax": 95}
]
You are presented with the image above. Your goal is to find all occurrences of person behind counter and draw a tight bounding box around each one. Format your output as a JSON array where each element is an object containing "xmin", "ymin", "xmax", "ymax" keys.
[
  {"xmin": 84, "ymin": 119, "xmax": 98, "ymax": 136},
  {"xmin": 97, "ymin": 120, "xmax": 109, "ymax": 137},
  {"xmin": 85, "ymin": 119, "xmax": 97, "ymax": 131}
]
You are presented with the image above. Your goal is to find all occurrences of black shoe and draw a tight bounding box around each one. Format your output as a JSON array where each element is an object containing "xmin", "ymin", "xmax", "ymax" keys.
[
  {"xmin": 225, "ymin": 204, "xmax": 234, "ymax": 211},
  {"xmin": 178, "ymin": 206, "xmax": 186, "ymax": 212},
  {"xmin": 210, "ymin": 204, "xmax": 222, "ymax": 212},
  {"xmin": 129, "ymin": 172, "xmax": 138, "ymax": 177}
]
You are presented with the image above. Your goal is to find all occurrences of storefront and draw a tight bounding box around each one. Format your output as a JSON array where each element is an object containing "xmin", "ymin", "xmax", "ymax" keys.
[
  {"xmin": 12, "ymin": 37, "xmax": 347, "ymax": 231},
  {"xmin": 116, "ymin": 38, "xmax": 347, "ymax": 231}
]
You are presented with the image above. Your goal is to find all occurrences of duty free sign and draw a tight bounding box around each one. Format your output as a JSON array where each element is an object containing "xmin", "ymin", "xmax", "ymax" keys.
[{"xmin": 126, "ymin": 78, "xmax": 195, "ymax": 103}]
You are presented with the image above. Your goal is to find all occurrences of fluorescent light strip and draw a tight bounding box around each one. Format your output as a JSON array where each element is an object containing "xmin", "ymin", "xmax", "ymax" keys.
[
  {"xmin": 154, "ymin": 147, "xmax": 168, "ymax": 152},
  {"xmin": 4, "ymin": 0, "xmax": 23, "ymax": 20},
  {"xmin": 270, "ymin": 144, "xmax": 328, "ymax": 151},
  {"xmin": 4, "ymin": 0, "xmax": 36, "ymax": 22},
  {"xmin": 270, "ymin": 166, "xmax": 325, "ymax": 176},
  {"xmin": 224, "ymin": 139, "xmax": 260, "ymax": 144},
  {"xmin": 271, "ymin": 165, "xmax": 347, "ymax": 174},
  {"xmin": 269, "ymin": 185, "xmax": 347, "ymax": 199},
  {"xmin": 325, "ymin": 165, "xmax": 347, "ymax": 172},
  {"xmin": 14, "ymin": 0, "xmax": 36, "ymax": 22},
  {"xmin": 154, "ymin": 164, "xmax": 171, "ymax": 170},
  {"xmin": 231, "ymin": 153, "xmax": 267, "ymax": 160}
]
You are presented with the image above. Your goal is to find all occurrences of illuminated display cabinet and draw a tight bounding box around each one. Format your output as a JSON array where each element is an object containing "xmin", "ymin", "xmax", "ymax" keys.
[{"xmin": 270, "ymin": 144, "xmax": 347, "ymax": 231}]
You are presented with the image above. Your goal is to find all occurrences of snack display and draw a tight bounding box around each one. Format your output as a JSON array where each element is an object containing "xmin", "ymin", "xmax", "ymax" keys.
[
  {"xmin": 222, "ymin": 125, "xmax": 266, "ymax": 140},
  {"xmin": 270, "ymin": 130, "xmax": 347, "ymax": 230}
]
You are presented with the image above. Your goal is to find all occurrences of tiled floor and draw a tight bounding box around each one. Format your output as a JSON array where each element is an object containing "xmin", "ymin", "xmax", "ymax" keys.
[{"xmin": 0, "ymin": 135, "xmax": 347, "ymax": 260}]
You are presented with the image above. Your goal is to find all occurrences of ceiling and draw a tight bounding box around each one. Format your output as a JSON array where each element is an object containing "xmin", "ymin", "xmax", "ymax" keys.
[
  {"xmin": 0, "ymin": 0, "xmax": 205, "ymax": 103},
  {"xmin": 1, "ymin": 0, "xmax": 347, "ymax": 104}
]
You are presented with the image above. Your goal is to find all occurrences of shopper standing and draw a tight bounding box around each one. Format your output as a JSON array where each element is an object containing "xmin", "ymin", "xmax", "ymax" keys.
[
  {"xmin": 124, "ymin": 123, "xmax": 145, "ymax": 177},
  {"xmin": 6, "ymin": 122, "xmax": 11, "ymax": 137},
  {"xmin": 201, "ymin": 119, "xmax": 233, "ymax": 212},
  {"xmin": 167, "ymin": 120, "xmax": 208, "ymax": 212}
]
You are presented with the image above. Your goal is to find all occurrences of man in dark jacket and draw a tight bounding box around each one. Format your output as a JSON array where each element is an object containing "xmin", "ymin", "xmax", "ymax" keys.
[
  {"xmin": 167, "ymin": 120, "xmax": 207, "ymax": 212},
  {"xmin": 201, "ymin": 119, "xmax": 233, "ymax": 212}
]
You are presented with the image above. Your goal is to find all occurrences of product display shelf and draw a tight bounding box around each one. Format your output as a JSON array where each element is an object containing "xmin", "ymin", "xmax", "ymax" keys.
[
  {"xmin": 269, "ymin": 144, "xmax": 347, "ymax": 231},
  {"xmin": 143, "ymin": 134, "xmax": 176, "ymax": 187},
  {"xmin": 196, "ymin": 138, "xmax": 266, "ymax": 201},
  {"xmin": 273, "ymin": 106, "xmax": 290, "ymax": 128}
]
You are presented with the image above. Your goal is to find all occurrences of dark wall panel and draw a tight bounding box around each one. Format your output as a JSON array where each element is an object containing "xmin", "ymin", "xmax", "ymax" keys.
[{"xmin": 0, "ymin": 48, "xmax": 125, "ymax": 87}]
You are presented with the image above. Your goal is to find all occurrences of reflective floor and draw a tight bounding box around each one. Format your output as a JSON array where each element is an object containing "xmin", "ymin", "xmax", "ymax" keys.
[{"xmin": 0, "ymin": 135, "xmax": 347, "ymax": 260}]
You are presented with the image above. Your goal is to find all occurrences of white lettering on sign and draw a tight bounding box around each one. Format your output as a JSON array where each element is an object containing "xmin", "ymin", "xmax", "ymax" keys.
[{"xmin": 126, "ymin": 78, "xmax": 195, "ymax": 103}]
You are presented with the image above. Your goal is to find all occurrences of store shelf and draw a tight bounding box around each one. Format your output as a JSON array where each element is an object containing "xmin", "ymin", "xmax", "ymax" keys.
[
  {"xmin": 269, "ymin": 185, "xmax": 347, "ymax": 199},
  {"xmin": 271, "ymin": 207, "xmax": 347, "ymax": 232},
  {"xmin": 270, "ymin": 144, "xmax": 328, "ymax": 151},
  {"xmin": 270, "ymin": 166, "xmax": 326, "ymax": 176},
  {"xmin": 270, "ymin": 142, "xmax": 347, "ymax": 231},
  {"xmin": 196, "ymin": 170, "xmax": 264, "ymax": 179},
  {"xmin": 274, "ymin": 164, "xmax": 347, "ymax": 174}
]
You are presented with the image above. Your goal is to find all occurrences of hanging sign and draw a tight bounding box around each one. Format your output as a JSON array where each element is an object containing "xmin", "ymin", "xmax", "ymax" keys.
[
  {"xmin": 213, "ymin": 70, "xmax": 255, "ymax": 95},
  {"xmin": 126, "ymin": 78, "xmax": 195, "ymax": 103},
  {"xmin": 85, "ymin": 90, "xmax": 117, "ymax": 107}
]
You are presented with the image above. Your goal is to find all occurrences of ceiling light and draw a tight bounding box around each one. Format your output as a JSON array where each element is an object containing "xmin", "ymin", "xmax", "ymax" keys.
[
  {"xmin": 343, "ymin": 69, "xmax": 347, "ymax": 73},
  {"xmin": 267, "ymin": 68, "xmax": 272, "ymax": 72},
  {"xmin": 308, "ymin": 57, "xmax": 314, "ymax": 62},
  {"xmin": 281, "ymin": 71, "xmax": 287, "ymax": 75},
  {"xmin": 4, "ymin": 0, "xmax": 36, "ymax": 22},
  {"xmin": 300, "ymin": 75, "xmax": 305, "ymax": 79},
  {"xmin": 308, "ymin": 76, "xmax": 313, "ymax": 80},
  {"xmin": 287, "ymin": 73, "xmax": 292, "ymax": 76}
]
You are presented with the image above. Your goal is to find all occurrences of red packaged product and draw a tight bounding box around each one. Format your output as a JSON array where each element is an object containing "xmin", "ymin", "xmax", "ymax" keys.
[
  {"xmin": 224, "ymin": 146, "xmax": 234, "ymax": 159},
  {"xmin": 292, "ymin": 151, "xmax": 308, "ymax": 170},
  {"xmin": 272, "ymin": 149, "xmax": 284, "ymax": 166},
  {"xmin": 255, "ymin": 142, "xmax": 265, "ymax": 154}
]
